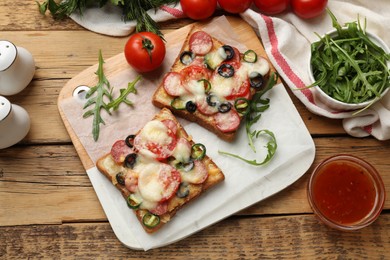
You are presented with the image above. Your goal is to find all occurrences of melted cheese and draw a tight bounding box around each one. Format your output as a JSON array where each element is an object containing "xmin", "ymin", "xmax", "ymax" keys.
[
  {"xmin": 211, "ymin": 74, "xmax": 234, "ymax": 97},
  {"xmin": 136, "ymin": 120, "xmax": 171, "ymax": 158},
  {"xmin": 139, "ymin": 120, "xmax": 171, "ymax": 144},
  {"xmin": 172, "ymin": 138, "xmax": 191, "ymax": 163},
  {"xmin": 210, "ymin": 65, "xmax": 248, "ymax": 97},
  {"xmin": 243, "ymin": 57, "xmax": 270, "ymax": 76},
  {"xmin": 185, "ymin": 79, "xmax": 206, "ymax": 97},
  {"xmin": 137, "ymin": 161, "xmax": 164, "ymax": 202}
]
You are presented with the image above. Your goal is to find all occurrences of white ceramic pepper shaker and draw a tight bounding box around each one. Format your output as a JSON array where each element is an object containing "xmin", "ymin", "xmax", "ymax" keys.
[
  {"xmin": 0, "ymin": 96, "xmax": 30, "ymax": 149},
  {"xmin": 0, "ymin": 40, "xmax": 35, "ymax": 96}
]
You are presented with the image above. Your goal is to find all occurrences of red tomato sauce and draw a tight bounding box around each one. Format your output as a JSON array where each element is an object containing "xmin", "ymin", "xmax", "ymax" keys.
[{"xmin": 312, "ymin": 160, "xmax": 377, "ymax": 225}]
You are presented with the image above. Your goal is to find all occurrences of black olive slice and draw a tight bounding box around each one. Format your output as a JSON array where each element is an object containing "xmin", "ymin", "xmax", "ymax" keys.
[
  {"xmin": 185, "ymin": 100, "xmax": 197, "ymax": 113},
  {"xmin": 218, "ymin": 64, "xmax": 235, "ymax": 78},
  {"xmin": 180, "ymin": 51, "xmax": 195, "ymax": 65},
  {"xmin": 125, "ymin": 134, "xmax": 136, "ymax": 148},
  {"xmin": 176, "ymin": 182, "xmax": 190, "ymax": 198},
  {"xmin": 176, "ymin": 160, "xmax": 195, "ymax": 172},
  {"xmin": 222, "ymin": 45, "xmax": 235, "ymax": 60},
  {"xmin": 249, "ymin": 72, "xmax": 265, "ymax": 90},
  {"xmin": 206, "ymin": 93, "xmax": 219, "ymax": 107},
  {"xmin": 115, "ymin": 172, "xmax": 125, "ymax": 185},
  {"xmin": 218, "ymin": 102, "xmax": 232, "ymax": 113},
  {"xmin": 124, "ymin": 153, "xmax": 137, "ymax": 168}
]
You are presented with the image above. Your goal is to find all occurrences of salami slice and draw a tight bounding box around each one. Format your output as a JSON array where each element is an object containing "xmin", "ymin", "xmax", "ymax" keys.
[
  {"xmin": 189, "ymin": 31, "xmax": 213, "ymax": 55},
  {"xmin": 214, "ymin": 109, "xmax": 241, "ymax": 133},
  {"xmin": 180, "ymin": 160, "xmax": 209, "ymax": 184},
  {"xmin": 163, "ymin": 72, "xmax": 187, "ymax": 97},
  {"xmin": 196, "ymin": 95, "xmax": 219, "ymax": 115},
  {"xmin": 149, "ymin": 201, "xmax": 168, "ymax": 216},
  {"xmin": 110, "ymin": 140, "xmax": 133, "ymax": 163},
  {"xmin": 124, "ymin": 169, "xmax": 138, "ymax": 193}
]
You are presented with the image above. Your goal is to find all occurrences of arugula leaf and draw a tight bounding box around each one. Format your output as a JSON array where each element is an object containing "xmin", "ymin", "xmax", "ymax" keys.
[
  {"xmin": 246, "ymin": 72, "xmax": 278, "ymax": 152},
  {"xmin": 82, "ymin": 50, "xmax": 140, "ymax": 141},
  {"xmin": 219, "ymin": 72, "xmax": 279, "ymax": 166},
  {"xmin": 309, "ymin": 8, "xmax": 390, "ymax": 110},
  {"xmin": 107, "ymin": 75, "xmax": 140, "ymax": 110},
  {"xmin": 219, "ymin": 130, "xmax": 277, "ymax": 166},
  {"xmin": 83, "ymin": 50, "xmax": 113, "ymax": 141}
]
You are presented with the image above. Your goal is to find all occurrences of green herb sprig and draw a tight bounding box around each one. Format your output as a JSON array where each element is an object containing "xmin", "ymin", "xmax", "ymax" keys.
[
  {"xmin": 219, "ymin": 72, "xmax": 279, "ymax": 166},
  {"xmin": 108, "ymin": 76, "xmax": 140, "ymax": 110},
  {"xmin": 310, "ymin": 9, "xmax": 390, "ymax": 109},
  {"xmin": 36, "ymin": 0, "xmax": 179, "ymax": 38},
  {"xmin": 83, "ymin": 50, "xmax": 140, "ymax": 141},
  {"xmin": 219, "ymin": 130, "xmax": 277, "ymax": 166}
]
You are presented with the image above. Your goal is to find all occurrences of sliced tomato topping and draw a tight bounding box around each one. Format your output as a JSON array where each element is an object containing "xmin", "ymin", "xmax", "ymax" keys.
[
  {"xmin": 180, "ymin": 65, "xmax": 212, "ymax": 96},
  {"xmin": 110, "ymin": 140, "xmax": 133, "ymax": 164},
  {"xmin": 214, "ymin": 109, "xmax": 241, "ymax": 133},
  {"xmin": 221, "ymin": 61, "xmax": 251, "ymax": 100},
  {"xmin": 133, "ymin": 120, "xmax": 178, "ymax": 160},
  {"xmin": 226, "ymin": 78, "xmax": 251, "ymax": 100},
  {"xmin": 163, "ymin": 72, "xmax": 187, "ymax": 97},
  {"xmin": 149, "ymin": 201, "xmax": 168, "ymax": 216},
  {"xmin": 181, "ymin": 65, "xmax": 211, "ymax": 83},
  {"xmin": 180, "ymin": 160, "xmax": 209, "ymax": 184},
  {"xmin": 138, "ymin": 163, "xmax": 181, "ymax": 203},
  {"xmin": 189, "ymin": 31, "xmax": 213, "ymax": 55}
]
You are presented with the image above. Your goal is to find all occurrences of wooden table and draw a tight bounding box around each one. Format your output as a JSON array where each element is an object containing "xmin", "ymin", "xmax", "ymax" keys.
[{"xmin": 1, "ymin": 1, "xmax": 389, "ymax": 258}]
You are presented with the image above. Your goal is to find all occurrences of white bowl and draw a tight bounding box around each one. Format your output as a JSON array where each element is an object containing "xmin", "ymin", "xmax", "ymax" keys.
[{"xmin": 309, "ymin": 29, "xmax": 390, "ymax": 111}]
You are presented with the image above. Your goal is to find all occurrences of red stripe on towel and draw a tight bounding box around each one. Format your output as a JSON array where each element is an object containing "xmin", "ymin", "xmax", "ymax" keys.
[
  {"xmin": 160, "ymin": 6, "xmax": 185, "ymax": 18},
  {"xmin": 262, "ymin": 15, "xmax": 315, "ymax": 105}
]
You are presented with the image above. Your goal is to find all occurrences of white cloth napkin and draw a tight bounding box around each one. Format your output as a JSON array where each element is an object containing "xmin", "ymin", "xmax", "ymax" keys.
[{"xmin": 69, "ymin": 0, "xmax": 390, "ymax": 140}]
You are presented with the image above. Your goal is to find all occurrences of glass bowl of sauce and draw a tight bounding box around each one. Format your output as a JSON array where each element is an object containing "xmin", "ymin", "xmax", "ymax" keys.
[{"xmin": 307, "ymin": 154, "xmax": 386, "ymax": 231}]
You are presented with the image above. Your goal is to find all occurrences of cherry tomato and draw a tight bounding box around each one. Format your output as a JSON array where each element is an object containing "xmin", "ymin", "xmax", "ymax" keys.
[
  {"xmin": 124, "ymin": 32, "xmax": 166, "ymax": 73},
  {"xmin": 217, "ymin": 0, "xmax": 252, "ymax": 14},
  {"xmin": 253, "ymin": 0, "xmax": 289, "ymax": 15},
  {"xmin": 291, "ymin": 0, "xmax": 327, "ymax": 19},
  {"xmin": 180, "ymin": 0, "xmax": 217, "ymax": 20}
]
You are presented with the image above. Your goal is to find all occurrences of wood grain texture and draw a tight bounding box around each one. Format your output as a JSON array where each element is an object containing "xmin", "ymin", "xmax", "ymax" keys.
[
  {"xmin": 1, "ymin": 0, "xmax": 389, "ymax": 258},
  {"xmin": 1, "ymin": 215, "xmax": 389, "ymax": 258},
  {"xmin": 1, "ymin": 138, "xmax": 388, "ymax": 226}
]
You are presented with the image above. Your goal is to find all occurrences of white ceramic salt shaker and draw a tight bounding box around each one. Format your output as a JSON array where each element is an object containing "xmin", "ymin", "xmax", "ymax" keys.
[
  {"xmin": 0, "ymin": 96, "xmax": 30, "ymax": 149},
  {"xmin": 0, "ymin": 40, "xmax": 35, "ymax": 96}
]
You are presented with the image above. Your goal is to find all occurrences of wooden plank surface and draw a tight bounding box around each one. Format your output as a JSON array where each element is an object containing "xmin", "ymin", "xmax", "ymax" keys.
[
  {"xmin": 1, "ymin": 0, "xmax": 389, "ymax": 257},
  {"xmin": 1, "ymin": 216, "xmax": 389, "ymax": 259},
  {"xmin": 1, "ymin": 138, "xmax": 388, "ymax": 226}
]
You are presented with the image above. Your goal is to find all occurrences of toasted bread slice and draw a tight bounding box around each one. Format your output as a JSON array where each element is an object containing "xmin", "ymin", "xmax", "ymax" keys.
[
  {"xmin": 153, "ymin": 27, "xmax": 270, "ymax": 142},
  {"xmin": 96, "ymin": 108, "xmax": 224, "ymax": 233}
]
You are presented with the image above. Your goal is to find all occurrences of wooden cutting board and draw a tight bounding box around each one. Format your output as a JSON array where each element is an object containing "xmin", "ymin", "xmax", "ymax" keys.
[{"xmin": 58, "ymin": 16, "xmax": 275, "ymax": 171}]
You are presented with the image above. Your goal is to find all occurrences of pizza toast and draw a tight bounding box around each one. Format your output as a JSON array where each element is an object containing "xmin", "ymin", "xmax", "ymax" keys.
[
  {"xmin": 96, "ymin": 108, "xmax": 225, "ymax": 233},
  {"xmin": 152, "ymin": 26, "xmax": 270, "ymax": 142}
]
